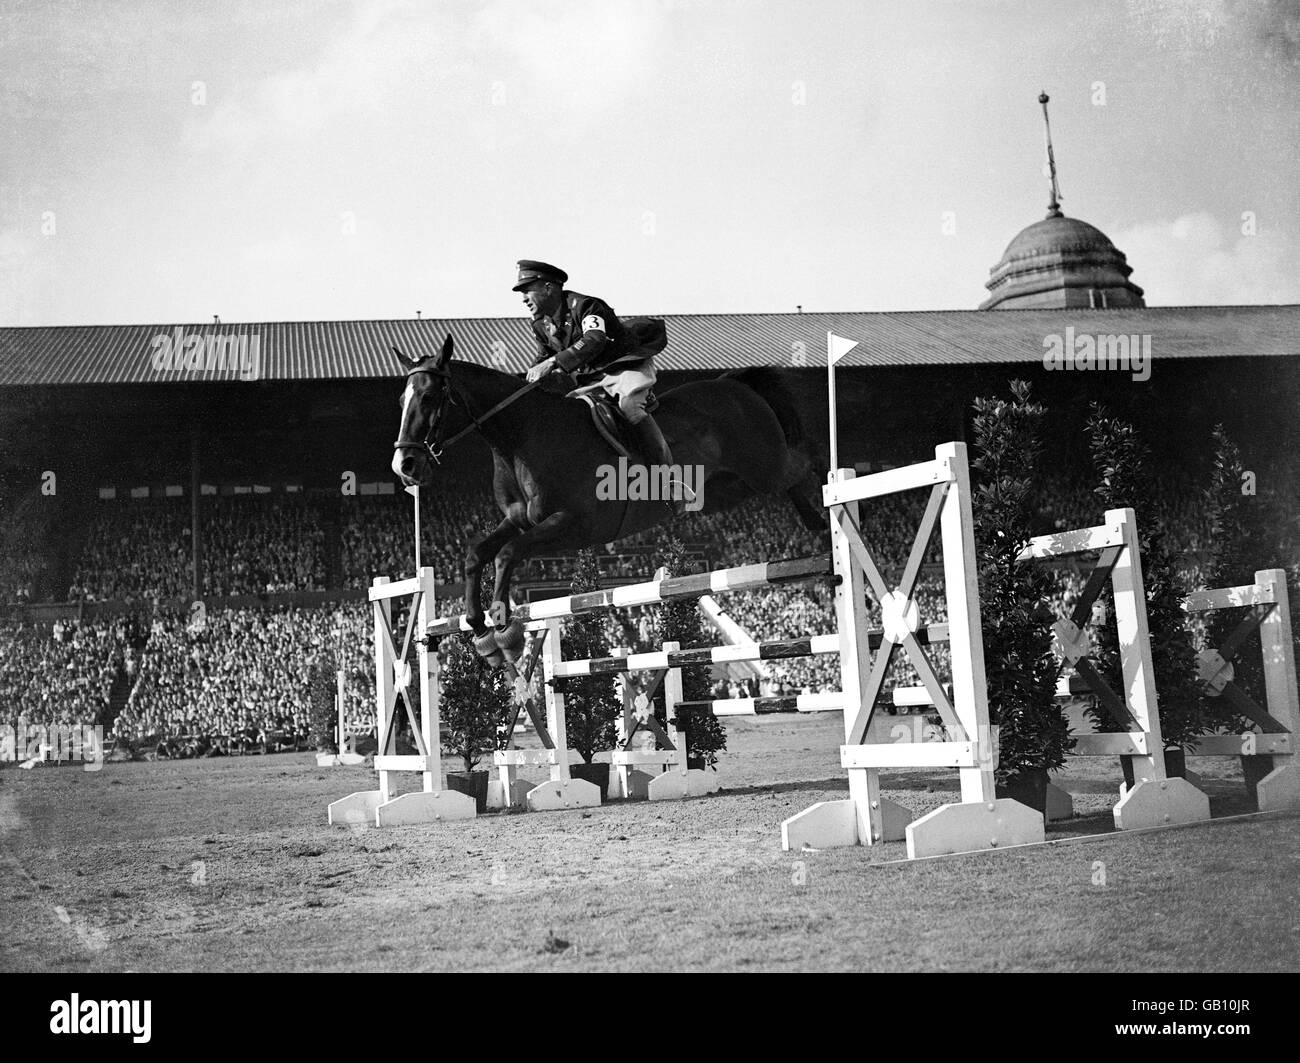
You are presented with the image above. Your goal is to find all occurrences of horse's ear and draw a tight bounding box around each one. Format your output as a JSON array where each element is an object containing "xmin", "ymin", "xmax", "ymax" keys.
[
  {"xmin": 390, "ymin": 345, "xmax": 418, "ymax": 370},
  {"xmin": 437, "ymin": 333, "xmax": 454, "ymax": 365}
]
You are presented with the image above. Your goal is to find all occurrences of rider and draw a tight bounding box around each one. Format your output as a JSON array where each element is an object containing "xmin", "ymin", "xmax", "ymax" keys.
[{"xmin": 516, "ymin": 260, "xmax": 686, "ymax": 513}]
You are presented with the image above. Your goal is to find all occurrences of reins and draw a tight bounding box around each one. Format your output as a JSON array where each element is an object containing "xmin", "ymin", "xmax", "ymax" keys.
[{"xmin": 391, "ymin": 346, "xmax": 548, "ymax": 464}]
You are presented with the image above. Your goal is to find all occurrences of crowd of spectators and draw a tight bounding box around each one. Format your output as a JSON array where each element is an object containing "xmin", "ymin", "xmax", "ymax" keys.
[
  {"xmin": 0, "ymin": 449, "xmax": 1283, "ymax": 755},
  {"xmin": 202, "ymin": 496, "xmax": 328, "ymax": 596},
  {"xmin": 109, "ymin": 603, "xmax": 375, "ymax": 756},
  {"xmin": 0, "ymin": 617, "xmax": 132, "ymax": 735}
]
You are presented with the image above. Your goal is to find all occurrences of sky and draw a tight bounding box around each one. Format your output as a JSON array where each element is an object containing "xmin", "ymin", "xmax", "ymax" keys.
[{"xmin": 1, "ymin": 0, "xmax": 1298, "ymax": 325}]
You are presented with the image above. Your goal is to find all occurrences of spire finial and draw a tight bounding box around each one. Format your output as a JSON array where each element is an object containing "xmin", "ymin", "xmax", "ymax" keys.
[{"xmin": 1038, "ymin": 91, "xmax": 1062, "ymax": 217}]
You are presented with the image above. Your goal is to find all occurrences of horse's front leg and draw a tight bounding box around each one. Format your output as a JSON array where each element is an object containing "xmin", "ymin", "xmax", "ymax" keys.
[
  {"xmin": 464, "ymin": 518, "xmax": 522, "ymax": 638},
  {"xmin": 488, "ymin": 511, "xmax": 577, "ymax": 661}
]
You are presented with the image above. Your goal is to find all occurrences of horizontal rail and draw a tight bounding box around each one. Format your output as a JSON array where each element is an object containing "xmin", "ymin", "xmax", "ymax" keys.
[
  {"xmin": 676, "ymin": 692, "xmax": 845, "ymax": 716},
  {"xmin": 1184, "ymin": 583, "xmax": 1276, "ymax": 612},
  {"xmin": 822, "ymin": 458, "xmax": 950, "ymax": 506},
  {"xmin": 424, "ymin": 555, "xmax": 834, "ymax": 638},
  {"xmin": 551, "ymin": 634, "xmax": 843, "ymax": 677},
  {"xmin": 840, "ymin": 741, "xmax": 979, "ymax": 769},
  {"xmin": 1188, "ymin": 734, "xmax": 1291, "ymax": 756},
  {"xmin": 1017, "ymin": 521, "xmax": 1126, "ymax": 561}
]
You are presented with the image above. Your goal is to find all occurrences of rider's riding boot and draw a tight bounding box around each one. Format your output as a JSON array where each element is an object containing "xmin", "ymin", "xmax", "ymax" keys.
[{"xmin": 632, "ymin": 414, "xmax": 688, "ymax": 517}]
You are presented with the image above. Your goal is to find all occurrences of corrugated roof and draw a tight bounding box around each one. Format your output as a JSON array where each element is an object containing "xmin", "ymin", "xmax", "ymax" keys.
[{"xmin": 0, "ymin": 305, "xmax": 1296, "ymax": 385}]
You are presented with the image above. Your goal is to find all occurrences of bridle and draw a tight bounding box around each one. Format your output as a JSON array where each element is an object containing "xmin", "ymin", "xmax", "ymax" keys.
[
  {"xmin": 392, "ymin": 351, "xmax": 548, "ymax": 466},
  {"xmin": 393, "ymin": 362, "xmax": 460, "ymax": 466}
]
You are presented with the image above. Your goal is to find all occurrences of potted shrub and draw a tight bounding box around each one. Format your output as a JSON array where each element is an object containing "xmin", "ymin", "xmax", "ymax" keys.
[
  {"xmin": 1087, "ymin": 408, "xmax": 1204, "ymax": 781},
  {"xmin": 439, "ymin": 634, "xmax": 512, "ymax": 811},
  {"xmin": 1200, "ymin": 425, "xmax": 1296, "ymax": 801},
  {"xmin": 971, "ymin": 381, "xmax": 1074, "ymax": 813},
  {"xmin": 307, "ymin": 648, "xmax": 340, "ymax": 765},
  {"xmin": 656, "ymin": 536, "xmax": 726, "ymax": 770},
  {"xmin": 552, "ymin": 550, "xmax": 620, "ymax": 799}
]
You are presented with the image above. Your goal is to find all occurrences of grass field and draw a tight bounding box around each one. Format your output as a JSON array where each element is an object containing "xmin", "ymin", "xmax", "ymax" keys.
[{"xmin": 2, "ymin": 712, "xmax": 1298, "ymax": 972}]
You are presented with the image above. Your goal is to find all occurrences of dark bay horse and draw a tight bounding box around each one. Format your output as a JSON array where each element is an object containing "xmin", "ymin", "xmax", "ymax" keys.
[{"xmin": 392, "ymin": 334, "xmax": 825, "ymax": 661}]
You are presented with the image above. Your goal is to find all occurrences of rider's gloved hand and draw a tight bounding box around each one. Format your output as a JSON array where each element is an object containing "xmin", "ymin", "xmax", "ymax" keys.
[{"xmin": 525, "ymin": 357, "xmax": 557, "ymax": 383}]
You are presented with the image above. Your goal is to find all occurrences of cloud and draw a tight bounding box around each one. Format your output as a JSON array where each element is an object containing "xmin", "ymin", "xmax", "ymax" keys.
[
  {"xmin": 181, "ymin": 0, "xmax": 458, "ymax": 159},
  {"xmin": 1115, "ymin": 211, "xmax": 1300, "ymax": 305},
  {"xmin": 468, "ymin": 0, "xmax": 664, "ymax": 101}
]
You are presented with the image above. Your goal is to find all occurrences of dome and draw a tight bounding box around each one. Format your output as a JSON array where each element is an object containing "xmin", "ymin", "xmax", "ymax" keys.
[{"xmin": 980, "ymin": 209, "xmax": 1145, "ymax": 310}]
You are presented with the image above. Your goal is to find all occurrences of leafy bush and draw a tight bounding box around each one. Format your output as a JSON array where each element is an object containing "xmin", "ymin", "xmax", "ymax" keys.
[
  {"xmin": 971, "ymin": 381, "xmax": 1073, "ymax": 782},
  {"xmin": 307, "ymin": 650, "xmax": 339, "ymax": 753},
  {"xmin": 551, "ymin": 550, "xmax": 620, "ymax": 763},
  {"xmin": 439, "ymin": 635, "xmax": 513, "ymax": 772},
  {"xmin": 655, "ymin": 536, "xmax": 726, "ymax": 767},
  {"xmin": 1087, "ymin": 407, "xmax": 1202, "ymax": 748}
]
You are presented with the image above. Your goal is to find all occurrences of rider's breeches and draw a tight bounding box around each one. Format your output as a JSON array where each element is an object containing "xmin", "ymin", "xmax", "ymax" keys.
[{"xmin": 571, "ymin": 357, "xmax": 657, "ymax": 425}]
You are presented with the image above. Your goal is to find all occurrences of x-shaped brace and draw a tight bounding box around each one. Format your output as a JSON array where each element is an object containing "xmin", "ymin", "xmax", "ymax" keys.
[
  {"xmin": 1198, "ymin": 604, "xmax": 1287, "ymax": 733},
  {"xmin": 840, "ymin": 481, "xmax": 962, "ymax": 746},
  {"xmin": 1049, "ymin": 545, "xmax": 1142, "ymax": 732},
  {"xmin": 502, "ymin": 628, "xmax": 556, "ymax": 749},
  {"xmin": 378, "ymin": 592, "xmax": 429, "ymax": 757},
  {"xmin": 622, "ymin": 669, "xmax": 677, "ymax": 751}
]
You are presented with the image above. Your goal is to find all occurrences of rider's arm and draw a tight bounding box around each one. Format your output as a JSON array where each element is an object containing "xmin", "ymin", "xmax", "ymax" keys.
[
  {"xmin": 553, "ymin": 302, "xmax": 613, "ymax": 372},
  {"xmin": 554, "ymin": 327, "xmax": 608, "ymax": 372}
]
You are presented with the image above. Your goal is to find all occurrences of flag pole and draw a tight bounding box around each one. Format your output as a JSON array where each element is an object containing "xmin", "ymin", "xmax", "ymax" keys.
[
  {"xmin": 407, "ymin": 484, "xmax": 421, "ymax": 572},
  {"xmin": 827, "ymin": 330, "xmax": 839, "ymax": 476}
]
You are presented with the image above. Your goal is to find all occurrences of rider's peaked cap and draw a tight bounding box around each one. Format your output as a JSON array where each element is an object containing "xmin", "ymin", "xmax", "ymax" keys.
[{"xmin": 512, "ymin": 260, "xmax": 568, "ymax": 291}]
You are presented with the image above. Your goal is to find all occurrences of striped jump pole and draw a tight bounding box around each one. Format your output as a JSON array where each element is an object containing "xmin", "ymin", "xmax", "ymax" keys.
[
  {"xmin": 677, "ymin": 692, "xmax": 845, "ymax": 716},
  {"xmin": 423, "ymin": 555, "xmax": 834, "ymax": 640}
]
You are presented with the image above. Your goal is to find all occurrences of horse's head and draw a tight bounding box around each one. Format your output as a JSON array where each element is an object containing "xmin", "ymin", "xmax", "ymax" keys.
[{"xmin": 391, "ymin": 333, "xmax": 455, "ymax": 487}]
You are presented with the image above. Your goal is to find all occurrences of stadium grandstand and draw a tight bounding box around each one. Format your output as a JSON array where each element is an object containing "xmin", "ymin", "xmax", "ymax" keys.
[{"xmin": 4, "ymin": 200, "xmax": 1299, "ymax": 762}]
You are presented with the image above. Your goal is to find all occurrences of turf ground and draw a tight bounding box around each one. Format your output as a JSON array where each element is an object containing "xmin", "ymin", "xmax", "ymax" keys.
[{"xmin": 2, "ymin": 712, "xmax": 1298, "ymax": 972}]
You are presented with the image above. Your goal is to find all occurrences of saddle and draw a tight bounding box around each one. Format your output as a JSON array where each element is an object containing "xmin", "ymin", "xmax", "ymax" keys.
[{"xmin": 571, "ymin": 390, "xmax": 659, "ymax": 458}]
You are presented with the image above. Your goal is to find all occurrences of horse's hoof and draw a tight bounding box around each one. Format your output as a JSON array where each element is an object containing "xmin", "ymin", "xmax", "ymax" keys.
[
  {"xmin": 488, "ymin": 600, "xmax": 510, "ymax": 629},
  {"xmin": 494, "ymin": 619, "xmax": 526, "ymax": 662},
  {"xmin": 473, "ymin": 630, "xmax": 506, "ymax": 667}
]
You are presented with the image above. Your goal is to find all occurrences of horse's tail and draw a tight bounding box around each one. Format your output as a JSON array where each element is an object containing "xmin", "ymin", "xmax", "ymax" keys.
[
  {"xmin": 721, "ymin": 367, "xmax": 827, "ymax": 532},
  {"xmin": 721, "ymin": 367, "xmax": 806, "ymax": 448}
]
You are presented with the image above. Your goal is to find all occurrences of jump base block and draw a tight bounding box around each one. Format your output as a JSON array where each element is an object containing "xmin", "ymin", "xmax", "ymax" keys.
[
  {"xmin": 647, "ymin": 768, "xmax": 721, "ymax": 801},
  {"xmin": 525, "ymin": 778, "xmax": 602, "ymax": 812},
  {"xmin": 780, "ymin": 797, "xmax": 912, "ymax": 850},
  {"xmin": 375, "ymin": 790, "xmax": 478, "ymax": 826},
  {"xmin": 1255, "ymin": 764, "xmax": 1300, "ymax": 813},
  {"xmin": 327, "ymin": 789, "xmax": 385, "ymax": 827},
  {"xmin": 1112, "ymin": 777, "xmax": 1210, "ymax": 831},
  {"xmin": 906, "ymin": 799, "xmax": 1044, "ymax": 859}
]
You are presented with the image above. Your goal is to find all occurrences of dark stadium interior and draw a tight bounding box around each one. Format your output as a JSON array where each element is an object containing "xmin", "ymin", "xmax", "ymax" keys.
[{"xmin": 2, "ymin": 343, "xmax": 1297, "ymax": 761}]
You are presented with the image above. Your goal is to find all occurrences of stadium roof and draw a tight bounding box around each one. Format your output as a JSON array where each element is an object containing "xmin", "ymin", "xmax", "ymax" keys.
[{"xmin": 1, "ymin": 305, "xmax": 1297, "ymax": 386}]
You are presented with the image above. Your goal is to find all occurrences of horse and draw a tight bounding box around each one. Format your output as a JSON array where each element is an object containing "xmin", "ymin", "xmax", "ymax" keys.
[{"xmin": 392, "ymin": 333, "xmax": 826, "ymax": 663}]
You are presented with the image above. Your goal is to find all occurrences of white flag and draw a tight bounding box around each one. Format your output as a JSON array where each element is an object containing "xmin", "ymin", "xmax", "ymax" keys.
[{"xmin": 828, "ymin": 332, "xmax": 858, "ymax": 365}]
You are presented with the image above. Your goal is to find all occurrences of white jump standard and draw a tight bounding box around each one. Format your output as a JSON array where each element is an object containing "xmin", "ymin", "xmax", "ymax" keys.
[
  {"xmin": 1016, "ymin": 509, "xmax": 1211, "ymax": 830},
  {"xmin": 327, "ymin": 568, "xmax": 477, "ymax": 828},
  {"xmin": 1185, "ymin": 568, "xmax": 1300, "ymax": 811},
  {"xmin": 781, "ymin": 442, "xmax": 1046, "ymax": 859}
]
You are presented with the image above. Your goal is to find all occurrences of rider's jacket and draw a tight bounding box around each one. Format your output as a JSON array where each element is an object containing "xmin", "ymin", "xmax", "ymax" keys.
[{"xmin": 529, "ymin": 291, "xmax": 642, "ymax": 381}]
